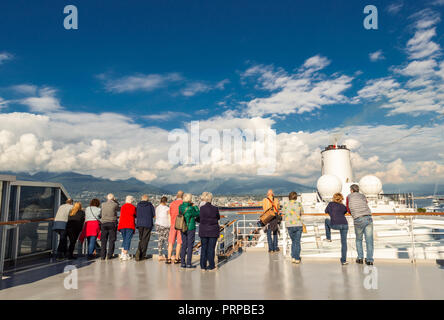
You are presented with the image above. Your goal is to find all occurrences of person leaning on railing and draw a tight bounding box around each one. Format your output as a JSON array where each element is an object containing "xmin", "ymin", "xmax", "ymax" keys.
[
  {"xmin": 118, "ymin": 195, "xmax": 137, "ymax": 261},
  {"xmin": 81, "ymin": 198, "xmax": 102, "ymax": 260},
  {"xmin": 262, "ymin": 189, "xmax": 280, "ymax": 253},
  {"xmin": 166, "ymin": 191, "xmax": 184, "ymax": 264},
  {"xmin": 324, "ymin": 193, "xmax": 349, "ymax": 265},
  {"xmin": 198, "ymin": 192, "xmax": 220, "ymax": 271},
  {"xmin": 100, "ymin": 193, "xmax": 120, "ymax": 260},
  {"xmin": 66, "ymin": 202, "xmax": 85, "ymax": 260},
  {"xmin": 154, "ymin": 196, "xmax": 169, "ymax": 261},
  {"xmin": 53, "ymin": 198, "xmax": 74, "ymax": 261},
  {"xmin": 179, "ymin": 193, "xmax": 200, "ymax": 269},
  {"xmin": 346, "ymin": 184, "xmax": 374, "ymax": 266},
  {"xmin": 282, "ymin": 191, "xmax": 304, "ymax": 264}
]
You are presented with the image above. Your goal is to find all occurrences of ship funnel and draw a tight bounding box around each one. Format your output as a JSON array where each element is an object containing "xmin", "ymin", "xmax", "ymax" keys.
[{"xmin": 320, "ymin": 145, "xmax": 353, "ymax": 191}]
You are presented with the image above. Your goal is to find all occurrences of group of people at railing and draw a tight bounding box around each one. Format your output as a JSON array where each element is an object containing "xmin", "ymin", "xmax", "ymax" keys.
[
  {"xmin": 52, "ymin": 191, "xmax": 222, "ymax": 271},
  {"xmin": 53, "ymin": 183, "xmax": 374, "ymax": 270},
  {"xmin": 263, "ymin": 184, "xmax": 374, "ymax": 265}
]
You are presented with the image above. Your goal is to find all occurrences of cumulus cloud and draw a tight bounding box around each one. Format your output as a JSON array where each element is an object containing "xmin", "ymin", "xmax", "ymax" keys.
[
  {"xmin": 0, "ymin": 111, "xmax": 442, "ymax": 186},
  {"xmin": 241, "ymin": 55, "xmax": 353, "ymax": 117}
]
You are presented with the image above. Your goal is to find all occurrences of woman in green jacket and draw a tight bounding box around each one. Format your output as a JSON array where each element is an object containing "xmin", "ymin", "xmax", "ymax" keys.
[{"xmin": 179, "ymin": 193, "xmax": 200, "ymax": 268}]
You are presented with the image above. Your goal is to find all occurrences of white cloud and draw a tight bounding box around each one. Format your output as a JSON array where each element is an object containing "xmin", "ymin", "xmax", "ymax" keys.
[
  {"xmin": 375, "ymin": 159, "xmax": 410, "ymax": 184},
  {"xmin": 387, "ymin": 2, "xmax": 403, "ymax": 14},
  {"xmin": 11, "ymin": 84, "xmax": 38, "ymax": 95},
  {"xmin": 181, "ymin": 82, "xmax": 211, "ymax": 97},
  {"xmin": 0, "ymin": 97, "xmax": 8, "ymax": 109},
  {"xmin": 406, "ymin": 27, "xmax": 441, "ymax": 60},
  {"xmin": 300, "ymin": 55, "xmax": 331, "ymax": 74},
  {"xmin": 100, "ymin": 73, "xmax": 183, "ymax": 93},
  {"xmin": 180, "ymin": 79, "xmax": 229, "ymax": 97},
  {"xmin": 357, "ymin": 10, "xmax": 444, "ymax": 116},
  {"xmin": 0, "ymin": 52, "xmax": 13, "ymax": 65},
  {"xmin": 395, "ymin": 59, "xmax": 438, "ymax": 76},
  {"xmin": 242, "ymin": 55, "xmax": 353, "ymax": 117},
  {"xmin": 369, "ymin": 50, "xmax": 385, "ymax": 62},
  {"xmin": 19, "ymin": 87, "xmax": 62, "ymax": 112},
  {"xmin": 0, "ymin": 111, "xmax": 442, "ymax": 186},
  {"xmin": 143, "ymin": 111, "xmax": 190, "ymax": 121}
]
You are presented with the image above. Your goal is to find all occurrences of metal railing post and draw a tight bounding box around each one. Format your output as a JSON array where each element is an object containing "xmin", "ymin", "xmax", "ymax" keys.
[
  {"xmin": 410, "ymin": 216, "xmax": 416, "ymax": 264},
  {"xmin": 282, "ymin": 222, "xmax": 287, "ymax": 256}
]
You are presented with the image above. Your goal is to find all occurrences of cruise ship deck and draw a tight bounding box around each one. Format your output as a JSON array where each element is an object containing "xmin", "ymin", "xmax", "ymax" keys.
[{"xmin": 1, "ymin": 251, "xmax": 444, "ymax": 300}]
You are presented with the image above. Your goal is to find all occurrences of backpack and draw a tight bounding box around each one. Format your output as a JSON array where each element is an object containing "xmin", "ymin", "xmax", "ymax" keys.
[{"xmin": 175, "ymin": 206, "xmax": 191, "ymax": 233}]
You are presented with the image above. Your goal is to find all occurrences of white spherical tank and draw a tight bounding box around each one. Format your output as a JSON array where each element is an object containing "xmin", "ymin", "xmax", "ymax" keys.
[
  {"xmin": 359, "ymin": 175, "xmax": 383, "ymax": 197},
  {"xmin": 317, "ymin": 174, "xmax": 342, "ymax": 200}
]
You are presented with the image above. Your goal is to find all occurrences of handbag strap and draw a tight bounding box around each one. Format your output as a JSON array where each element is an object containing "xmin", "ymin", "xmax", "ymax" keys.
[
  {"xmin": 90, "ymin": 207, "xmax": 100, "ymax": 222},
  {"xmin": 267, "ymin": 197, "xmax": 279, "ymax": 214}
]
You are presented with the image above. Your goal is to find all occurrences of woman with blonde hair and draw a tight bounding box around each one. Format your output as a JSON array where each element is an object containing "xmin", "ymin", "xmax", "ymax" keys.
[
  {"xmin": 66, "ymin": 202, "xmax": 85, "ymax": 259},
  {"xmin": 325, "ymin": 192, "xmax": 349, "ymax": 265}
]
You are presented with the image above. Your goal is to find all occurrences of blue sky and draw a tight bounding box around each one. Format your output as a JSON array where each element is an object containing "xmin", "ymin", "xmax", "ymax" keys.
[{"xmin": 0, "ymin": 0, "xmax": 443, "ymax": 186}]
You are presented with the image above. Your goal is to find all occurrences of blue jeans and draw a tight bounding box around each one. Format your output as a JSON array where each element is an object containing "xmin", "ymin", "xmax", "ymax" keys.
[
  {"xmin": 267, "ymin": 228, "xmax": 278, "ymax": 251},
  {"xmin": 354, "ymin": 216, "xmax": 374, "ymax": 262},
  {"xmin": 325, "ymin": 219, "xmax": 348, "ymax": 263},
  {"xmin": 200, "ymin": 237, "xmax": 218, "ymax": 269},
  {"xmin": 87, "ymin": 236, "xmax": 97, "ymax": 255},
  {"xmin": 287, "ymin": 226, "xmax": 303, "ymax": 260},
  {"xmin": 180, "ymin": 229, "xmax": 196, "ymax": 266},
  {"xmin": 120, "ymin": 228, "xmax": 134, "ymax": 251}
]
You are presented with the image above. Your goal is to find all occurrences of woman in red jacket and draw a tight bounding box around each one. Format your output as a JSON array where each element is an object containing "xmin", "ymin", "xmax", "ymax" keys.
[{"xmin": 118, "ymin": 195, "xmax": 137, "ymax": 261}]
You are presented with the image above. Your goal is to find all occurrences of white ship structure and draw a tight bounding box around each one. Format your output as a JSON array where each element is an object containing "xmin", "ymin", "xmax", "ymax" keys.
[
  {"xmin": 247, "ymin": 144, "xmax": 444, "ymax": 261},
  {"xmin": 290, "ymin": 144, "xmax": 415, "ymax": 213}
]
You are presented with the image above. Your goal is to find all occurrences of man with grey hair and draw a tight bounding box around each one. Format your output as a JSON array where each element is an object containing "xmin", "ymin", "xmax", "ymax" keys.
[
  {"xmin": 346, "ymin": 184, "xmax": 374, "ymax": 265},
  {"xmin": 100, "ymin": 193, "xmax": 120, "ymax": 260}
]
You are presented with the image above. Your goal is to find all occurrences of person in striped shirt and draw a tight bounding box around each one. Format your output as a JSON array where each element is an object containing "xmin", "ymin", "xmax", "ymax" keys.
[{"xmin": 346, "ymin": 184, "xmax": 374, "ymax": 265}]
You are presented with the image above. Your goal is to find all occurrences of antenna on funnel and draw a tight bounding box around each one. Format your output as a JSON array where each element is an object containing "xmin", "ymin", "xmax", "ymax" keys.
[{"xmin": 330, "ymin": 132, "xmax": 343, "ymax": 148}]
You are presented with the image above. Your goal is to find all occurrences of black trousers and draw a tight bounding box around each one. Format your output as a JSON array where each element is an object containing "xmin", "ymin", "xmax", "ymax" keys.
[
  {"xmin": 200, "ymin": 237, "xmax": 218, "ymax": 269},
  {"xmin": 56, "ymin": 229, "xmax": 68, "ymax": 257},
  {"xmin": 180, "ymin": 229, "xmax": 196, "ymax": 266},
  {"xmin": 136, "ymin": 227, "xmax": 152, "ymax": 260},
  {"xmin": 101, "ymin": 222, "xmax": 117, "ymax": 259},
  {"xmin": 66, "ymin": 226, "xmax": 82, "ymax": 257}
]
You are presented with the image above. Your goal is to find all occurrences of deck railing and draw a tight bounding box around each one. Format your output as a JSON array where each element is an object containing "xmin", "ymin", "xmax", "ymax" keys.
[{"xmin": 232, "ymin": 212, "xmax": 444, "ymax": 263}]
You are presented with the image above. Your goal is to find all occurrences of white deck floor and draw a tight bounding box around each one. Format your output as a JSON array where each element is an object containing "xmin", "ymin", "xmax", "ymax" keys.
[{"xmin": 1, "ymin": 251, "xmax": 444, "ymax": 299}]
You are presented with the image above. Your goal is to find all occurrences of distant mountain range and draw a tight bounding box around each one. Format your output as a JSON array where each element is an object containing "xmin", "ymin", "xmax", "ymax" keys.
[
  {"xmin": 1, "ymin": 171, "xmax": 314, "ymax": 196},
  {"xmin": 2, "ymin": 171, "xmax": 441, "ymax": 196},
  {"xmin": 161, "ymin": 177, "xmax": 314, "ymax": 195},
  {"xmin": 1, "ymin": 171, "xmax": 167, "ymax": 195}
]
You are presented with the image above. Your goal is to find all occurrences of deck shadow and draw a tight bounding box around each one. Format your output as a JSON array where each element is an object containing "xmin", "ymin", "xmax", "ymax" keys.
[
  {"xmin": 0, "ymin": 257, "xmax": 95, "ymax": 290},
  {"xmin": 216, "ymin": 247, "xmax": 243, "ymax": 269}
]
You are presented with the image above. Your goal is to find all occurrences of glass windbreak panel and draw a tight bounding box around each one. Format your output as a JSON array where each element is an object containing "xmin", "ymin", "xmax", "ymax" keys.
[
  {"xmin": 17, "ymin": 186, "xmax": 55, "ymax": 257},
  {"xmin": 4, "ymin": 186, "xmax": 17, "ymax": 260},
  {"xmin": 0, "ymin": 181, "xmax": 3, "ymax": 220}
]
